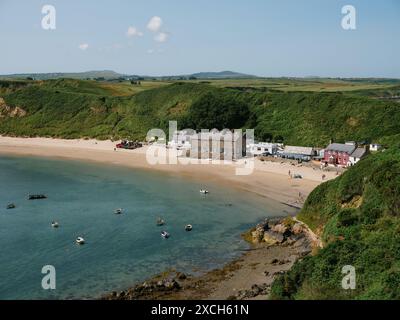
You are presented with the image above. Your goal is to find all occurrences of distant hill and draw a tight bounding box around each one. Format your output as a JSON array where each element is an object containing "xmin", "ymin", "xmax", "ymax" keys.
[
  {"xmin": 0, "ymin": 70, "xmax": 125, "ymax": 81},
  {"xmin": 189, "ymin": 71, "xmax": 256, "ymax": 79},
  {"xmin": 0, "ymin": 70, "xmax": 257, "ymax": 81}
]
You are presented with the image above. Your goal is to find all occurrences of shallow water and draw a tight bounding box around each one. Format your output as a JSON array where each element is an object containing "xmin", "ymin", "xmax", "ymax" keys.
[{"xmin": 0, "ymin": 155, "xmax": 295, "ymax": 299}]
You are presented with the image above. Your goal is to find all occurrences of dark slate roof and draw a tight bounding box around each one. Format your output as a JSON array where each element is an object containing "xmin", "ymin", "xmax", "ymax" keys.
[
  {"xmin": 351, "ymin": 148, "xmax": 367, "ymax": 159},
  {"xmin": 326, "ymin": 143, "xmax": 356, "ymax": 154},
  {"xmin": 283, "ymin": 146, "xmax": 314, "ymax": 156}
]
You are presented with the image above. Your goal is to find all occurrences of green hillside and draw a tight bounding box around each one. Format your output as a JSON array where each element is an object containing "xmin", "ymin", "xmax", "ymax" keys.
[
  {"xmin": 1, "ymin": 79, "xmax": 399, "ymax": 146},
  {"xmin": 271, "ymin": 146, "xmax": 400, "ymax": 299}
]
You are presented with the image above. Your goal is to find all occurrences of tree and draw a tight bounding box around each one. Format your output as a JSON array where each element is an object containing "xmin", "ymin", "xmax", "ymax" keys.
[{"xmin": 186, "ymin": 92, "xmax": 249, "ymax": 130}]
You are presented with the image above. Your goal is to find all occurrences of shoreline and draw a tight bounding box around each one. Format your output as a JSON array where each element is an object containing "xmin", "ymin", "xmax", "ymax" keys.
[
  {"xmin": 0, "ymin": 136, "xmax": 338, "ymax": 208},
  {"xmin": 102, "ymin": 217, "xmax": 316, "ymax": 300},
  {"xmin": 0, "ymin": 136, "xmax": 331, "ymax": 300}
]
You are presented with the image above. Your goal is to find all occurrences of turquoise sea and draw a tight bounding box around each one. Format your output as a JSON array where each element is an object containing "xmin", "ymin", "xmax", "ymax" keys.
[{"xmin": 0, "ymin": 155, "xmax": 295, "ymax": 299}]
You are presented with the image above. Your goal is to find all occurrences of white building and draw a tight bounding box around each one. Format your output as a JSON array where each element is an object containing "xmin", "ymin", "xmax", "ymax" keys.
[
  {"xmin": 348, "ymin": 147, "xmax": 368, "ymax": 166},
  {"xmin": 248, "ymin": 142, "xmax": 279, "ymax": 156},
  {"xmin": 370, "ymin": 143, "xmax": 382, "ymax": 152}
]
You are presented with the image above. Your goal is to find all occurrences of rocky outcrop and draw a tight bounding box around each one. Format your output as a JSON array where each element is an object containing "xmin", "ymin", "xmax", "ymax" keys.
[
  {"xmin": 0, "ymin": 97, "xmax": 27, "ymax": 118},
  {"xmin": 251, "ymin": 220, "xmax": 270, "ymax": 243},
  {"xmin": 236, "ymin": 283, "xmax": 270, "ymax": 300},
  {"xmin": 247, "ymin": 217, "xmax": 314, "ymax": 247},
  {"xmin": 102, "ymin": 271, "xmax": 186, "ymax": 300}
]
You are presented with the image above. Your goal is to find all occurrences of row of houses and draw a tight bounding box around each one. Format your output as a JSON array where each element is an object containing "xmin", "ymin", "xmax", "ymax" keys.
[
  {"xmin": 167, "ymin": 130, "xmax": 382, "ymax": 166},
  {"xmin": 322, "ymin": 141, "xmax": 382, "ymax": 166},
  {"xmin": 247, "ymin": 143, "xmax": 318, "ymax": 161},
  {"xmin": 250, "ymin": 141, "xmax": 381, "ymax": 166}
]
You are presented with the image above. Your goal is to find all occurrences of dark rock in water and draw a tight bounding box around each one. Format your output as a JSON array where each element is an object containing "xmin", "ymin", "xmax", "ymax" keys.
[{"xmin": 28, "ymin": 194, "xmax": 47, "ymax": 200}]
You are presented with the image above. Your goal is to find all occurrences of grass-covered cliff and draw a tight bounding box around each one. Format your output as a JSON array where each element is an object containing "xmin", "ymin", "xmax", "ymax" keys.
[
  {"xmin": 271, "ymin": 146, "xmax": 400, "ymax": 299},
  {"xmin": 1, "ymin": 79, "xmax": 399, "ymax": 146}
]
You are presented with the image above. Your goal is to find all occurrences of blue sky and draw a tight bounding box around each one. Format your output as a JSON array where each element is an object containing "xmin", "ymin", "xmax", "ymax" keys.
[{"xmin": 0, "ymin": 0, "xmax": 399, "ymax": 77}]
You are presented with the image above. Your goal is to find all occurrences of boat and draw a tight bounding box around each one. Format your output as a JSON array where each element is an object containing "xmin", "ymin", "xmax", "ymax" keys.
[
  {"xmin": 161, "ymin": 231, "xmax": 170, "ymax": 239},
  {"xmin": 185, "ymin": 224, "xmax": 193, "ymax": 232},
  {"xmin": 28, "ymin": 194, "xmax": 47, "ymax": 200},
  {"xmin": 199, "ymin": 189, "xmax": 209, "ymax": 194},
  {"xmin": 76, "ymin": 237, "xmax": 85, "ymax": 245},
  {"xmin": 51, "ymin": 221, "xmax": 59, "ymax": 228},
  {"xmin": 156, "ymin": 218, "xmax": 165, "ymax": 226},
  {"xmin": 6, "ymin": 203, "xmax": 16, "ymax": 209},
  {"xmin": 114, "ymin": 208, "xmax": 123, "ymax": 214}
]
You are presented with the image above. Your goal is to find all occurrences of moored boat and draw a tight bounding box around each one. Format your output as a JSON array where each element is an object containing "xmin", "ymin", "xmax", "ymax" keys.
[
  {"xmin": 114, "ymin": 208, "xmax": 123, "ymax": 214},
  {"xmin": 6, "ymin": 203, "xmax": 16, "ymax": 209},
  {"xmin": 28, "ymin": 194, "xmax": 47, "ymax": 200},
  {"xmin": 76, "ymin": 237, "xmax": 85, "ymax": 245},
  {"xmin": 156, "ymin": 217, "xmax": 165, "ymax": 226},
  {"xmin": 199, "ymin": 189, "xmax": 209, "ymax": 194},
  {"xmin": 51, "ymin": 221, "xmax": 59, "ymax": 228},
  {"xmin": 185, "ymin": 224, "xmax": 193, "ymax": 232},
  {"xmin": 161, "ymin": 231, "xmax": 170, "ymax": 239}
]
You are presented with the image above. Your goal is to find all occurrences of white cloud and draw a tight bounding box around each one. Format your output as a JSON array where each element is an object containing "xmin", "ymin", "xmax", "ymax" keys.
[
  {"xmin": 78, "ymin": 43, "xmax": 89, "ymax": 51},
  {"xmin": 154, "ymin": 32, "xmax": 169, "ymax": 43},
  {"xmin": 147, "ymin": 49, "xmax": 155, "ymax": 54},
  {"xmin": 126, "ymin": 26, "xmax": 143, "ymax": 37},
  {"xmin": 147, "ymin": 16, "xmax": 162, "ymax": 32}
]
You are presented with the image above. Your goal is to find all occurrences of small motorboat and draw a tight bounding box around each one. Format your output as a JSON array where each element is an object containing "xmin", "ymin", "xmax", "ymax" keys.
[
  {"xmin": 6, "ymin": 203, "xmax": 16, "ymax": 209},
  {"xmin": 76, "ymin": 237, "xmax": 85, "ymax": 245},
  {"xmin": 114, "ymin": 208, "xmax": 123, "ymax": 215},
  {"xmin": 200, "ymin": 189, "xmax": 209, "ymax": 194},
  {"xmin": 156, "ymin": 218, "xmax": 165, "ymax": 226},
  {"xmin": 28, "ymin": 194, "xmax": 47, "ymax": 200},
  {"xmin": 161, "ymin": 231, "xmax": 170, "ymax": 239},
  {"xmin": 185, "ymin": 224, "xmax": 193, "ymax": 232},
  {"xmin": 51, "ymin": 221, "xmax": 59, "ymax": 228}
]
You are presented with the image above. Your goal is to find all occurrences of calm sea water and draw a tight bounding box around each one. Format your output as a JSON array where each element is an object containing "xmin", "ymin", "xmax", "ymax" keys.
[{"xmin": 0, "ymin": 155, "xmax": 295, "ymax": 299}]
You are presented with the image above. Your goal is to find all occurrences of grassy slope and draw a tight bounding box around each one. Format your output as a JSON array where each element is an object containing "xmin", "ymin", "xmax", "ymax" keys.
[
  {"xmin": 1, "ymin": 79, "xmax": 399, "ymax": 146},
  {"xmin": 270, "ymin": 146, "xmax": 400, "ymax": 300}
]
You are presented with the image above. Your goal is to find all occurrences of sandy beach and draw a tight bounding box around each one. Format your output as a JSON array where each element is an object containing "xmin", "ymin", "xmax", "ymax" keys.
[{"xmin": 0, "ymin": 136, "xmax": 338, "ymax": 208}]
